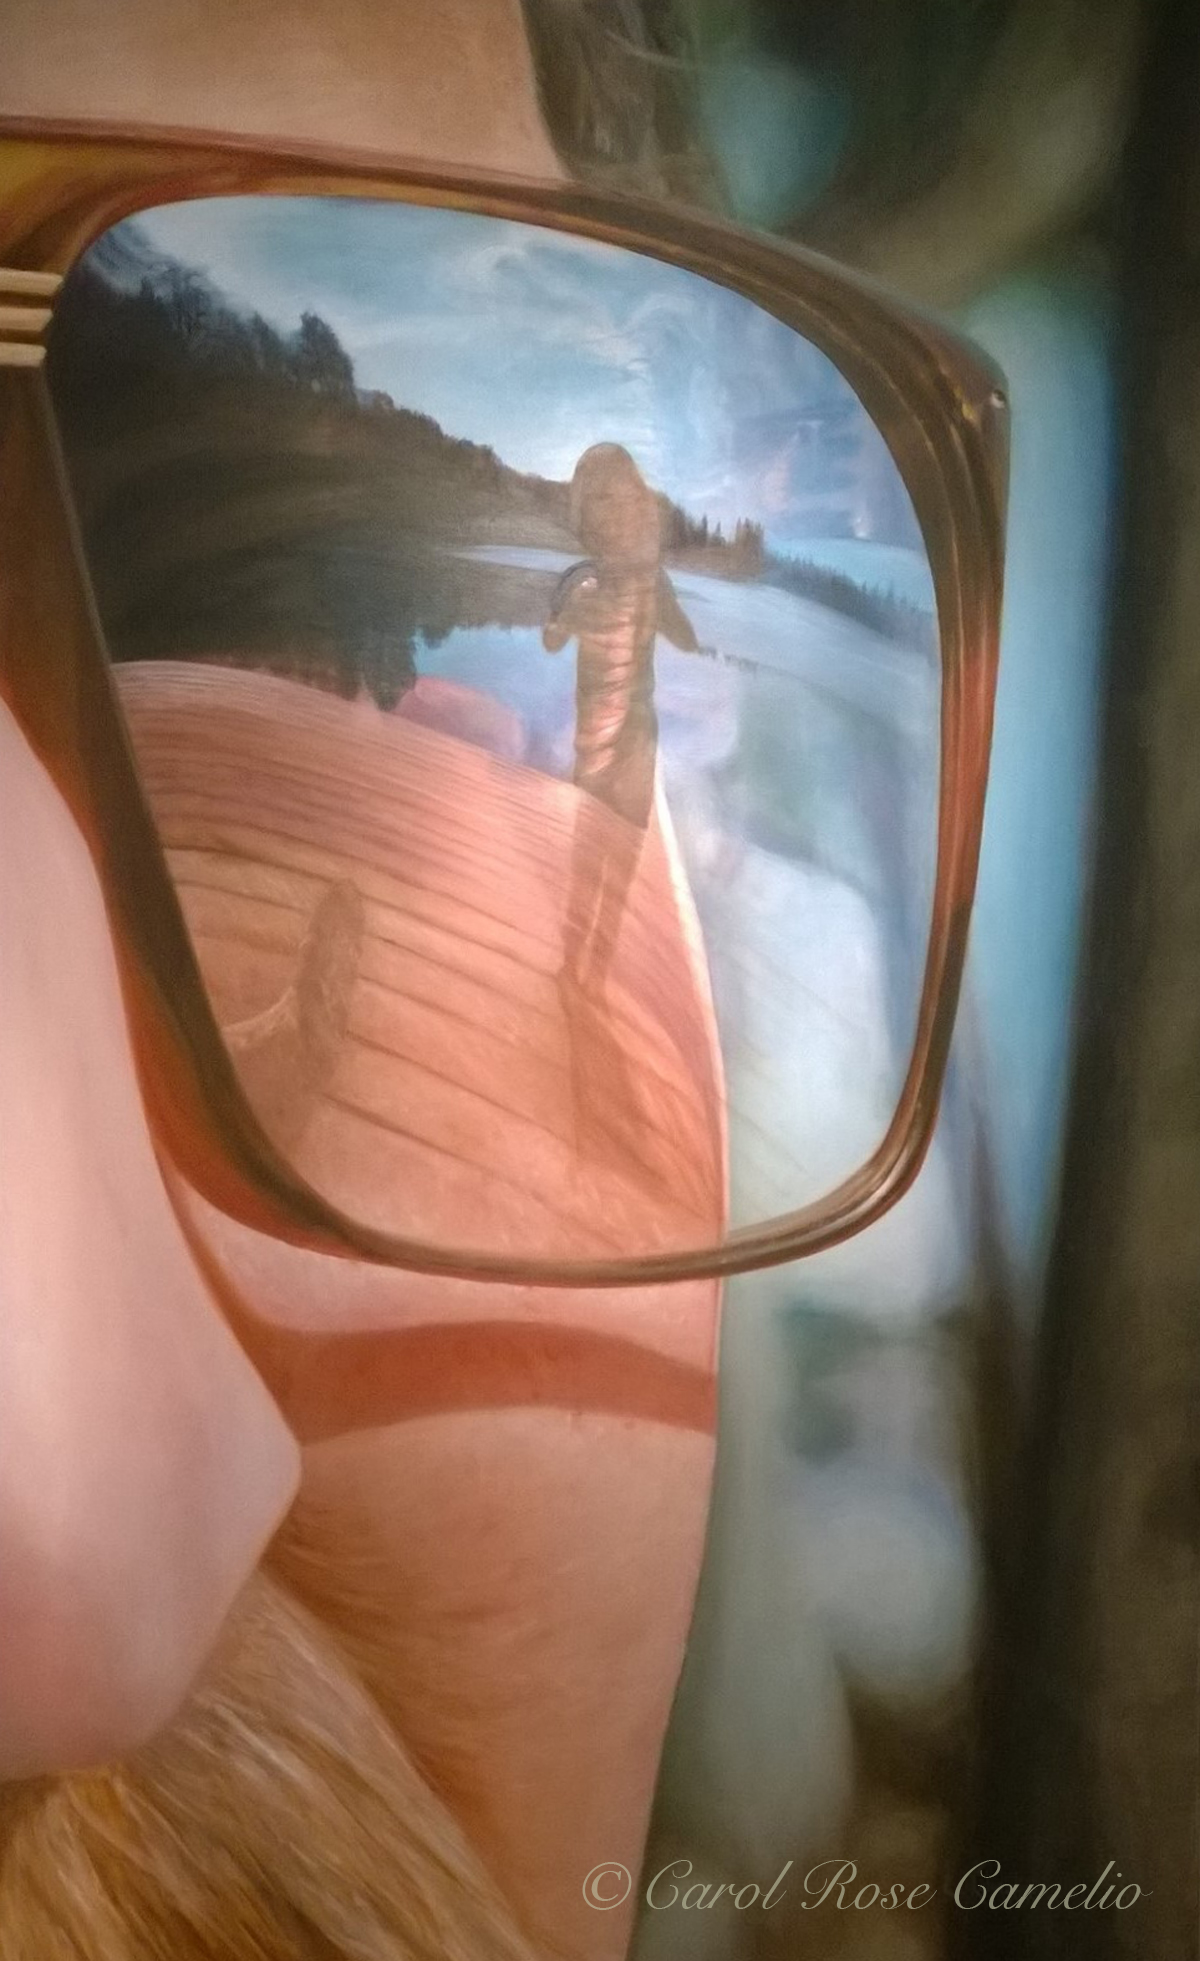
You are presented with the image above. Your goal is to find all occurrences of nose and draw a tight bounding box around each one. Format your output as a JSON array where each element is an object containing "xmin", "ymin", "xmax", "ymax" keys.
[{"xmin": 0, "ymin": 699, "xmax": 298, "ymax": 1776}]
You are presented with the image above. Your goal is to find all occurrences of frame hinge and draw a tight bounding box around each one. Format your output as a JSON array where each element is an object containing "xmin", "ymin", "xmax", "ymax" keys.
[{"xmin": 0, "ymin": 268, "xmax": 62, "ymax": 368}]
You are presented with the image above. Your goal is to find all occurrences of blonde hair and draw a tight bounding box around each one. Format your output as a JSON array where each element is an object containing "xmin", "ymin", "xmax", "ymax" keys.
[{"xmin": 0, "ymin": 1561, "xmax": 540, "ymax": 1961}]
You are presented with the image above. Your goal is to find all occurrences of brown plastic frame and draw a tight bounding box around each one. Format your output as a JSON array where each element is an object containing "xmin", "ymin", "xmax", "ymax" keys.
[{"xmin": 0, "ymin": 118, "xmax": 1006, "ymax": 1287}]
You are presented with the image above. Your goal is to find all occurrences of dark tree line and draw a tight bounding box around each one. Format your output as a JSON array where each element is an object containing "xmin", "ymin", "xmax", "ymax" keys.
[
  {"xmin": 764, "ymin": 551, "xmax": 936, "ymax": 650},
  {"xmin": 49, "ymin": 259, "xmax": 359, "ymax": 416},
  {"xmin": 48, "ymin": 256, "xmax": 574, "ymax": 704},
  {"xmin": 47, "ymin": 245, "xmax": 831, "ymax": 707}
]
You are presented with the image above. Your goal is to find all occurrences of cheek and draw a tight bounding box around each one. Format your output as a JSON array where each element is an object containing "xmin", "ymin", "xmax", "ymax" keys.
[
  {"xmin": 174, "ymin": 1174, "xmax": 721, "ymax": 1447},
  {"xmin": 278, "ymin": 1410, "xmax": 717, "ymax": 1960}
]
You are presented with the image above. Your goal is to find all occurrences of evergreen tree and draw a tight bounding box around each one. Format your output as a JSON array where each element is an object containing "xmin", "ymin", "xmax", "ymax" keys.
[{"xmin": 292, "ymin": 311, "xmax": 355, "ymax": 396}]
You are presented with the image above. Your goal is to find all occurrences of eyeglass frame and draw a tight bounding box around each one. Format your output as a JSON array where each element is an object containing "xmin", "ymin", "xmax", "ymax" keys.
[{"xmin": 0, "ymin": 116, "xmax": 1006, "ymax": 1288}]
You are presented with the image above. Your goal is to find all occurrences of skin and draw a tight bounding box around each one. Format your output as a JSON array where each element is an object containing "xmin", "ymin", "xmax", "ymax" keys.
[{"xmin": 0, "ymin": 7, "xmax": 719, "ymax": 1959}]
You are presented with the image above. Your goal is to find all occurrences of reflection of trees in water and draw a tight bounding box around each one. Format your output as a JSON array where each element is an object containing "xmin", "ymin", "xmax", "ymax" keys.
[
  {"xmin": 49, "ymin": 243, "xmax": 775, "ymax": 709},
  {"xmin": 54, "ymin": 384, "xmax": 576, "ymax": 708},
  {"xmin": 49, "ymin": 251, "xmax": 573, "ymax": 704},
  {"xmin": 89, "ymin": 517, "xmax": 563, "ymax": 710}
]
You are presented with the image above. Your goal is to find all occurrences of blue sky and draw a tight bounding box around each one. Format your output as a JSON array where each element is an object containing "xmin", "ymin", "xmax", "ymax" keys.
[{"xmin": 128, "ymin": 195, "xmax": 921, "ymax": 552}]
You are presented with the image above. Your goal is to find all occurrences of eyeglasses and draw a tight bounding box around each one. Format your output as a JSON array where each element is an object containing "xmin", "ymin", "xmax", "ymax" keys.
[{"xmin": 0, "ymin": 118, "xmax": 1005, "ymax": 1287}]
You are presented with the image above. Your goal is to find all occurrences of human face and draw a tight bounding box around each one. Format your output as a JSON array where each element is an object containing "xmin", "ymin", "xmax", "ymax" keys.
[
  {"xmin": 0, "ymin": 9, "xmax": 720, "ymax": 1960},
  {"xmin": 0, "ymin": 10, "xmax": 1007, "ymax": 1958}
]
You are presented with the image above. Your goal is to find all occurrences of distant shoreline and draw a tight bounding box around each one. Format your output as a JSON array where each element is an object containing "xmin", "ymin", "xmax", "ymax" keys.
[{"xmin": 461, "ymin": 540, "xmax": 937, "ymax": 653}]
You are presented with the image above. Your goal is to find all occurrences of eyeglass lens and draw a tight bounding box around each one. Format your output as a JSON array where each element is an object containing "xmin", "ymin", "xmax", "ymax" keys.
[{"xmin": 46, "ymin": 196, "xmax": 941, "ymax": 1264}]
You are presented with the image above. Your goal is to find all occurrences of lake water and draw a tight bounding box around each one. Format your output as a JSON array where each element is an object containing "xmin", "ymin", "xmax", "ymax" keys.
[{"xmin": 410, "ymin": 548, "xmax": 942, "ymax": 1229}]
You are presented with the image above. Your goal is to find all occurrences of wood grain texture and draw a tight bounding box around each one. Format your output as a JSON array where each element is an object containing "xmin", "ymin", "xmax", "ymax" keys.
[{"xmin": 118, "ymin": 660, "xmax": 725, "ymax": 1269}]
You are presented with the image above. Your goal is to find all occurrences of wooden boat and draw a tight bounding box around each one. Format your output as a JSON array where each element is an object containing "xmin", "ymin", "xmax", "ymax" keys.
[{"xmin": 119, "ymin": 660, "xmax": 726, "ymax": 1270}]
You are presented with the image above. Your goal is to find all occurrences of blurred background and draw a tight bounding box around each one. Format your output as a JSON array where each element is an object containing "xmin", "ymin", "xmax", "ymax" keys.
[{"xmin": 523, "ymin": 4, "xmax": 1193, "ymax": 1958}]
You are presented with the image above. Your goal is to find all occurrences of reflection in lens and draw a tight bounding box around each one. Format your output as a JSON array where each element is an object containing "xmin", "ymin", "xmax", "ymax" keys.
[{"xmin": 48, "ymin": 197, "xmax": 940, "ymax": 1264}]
